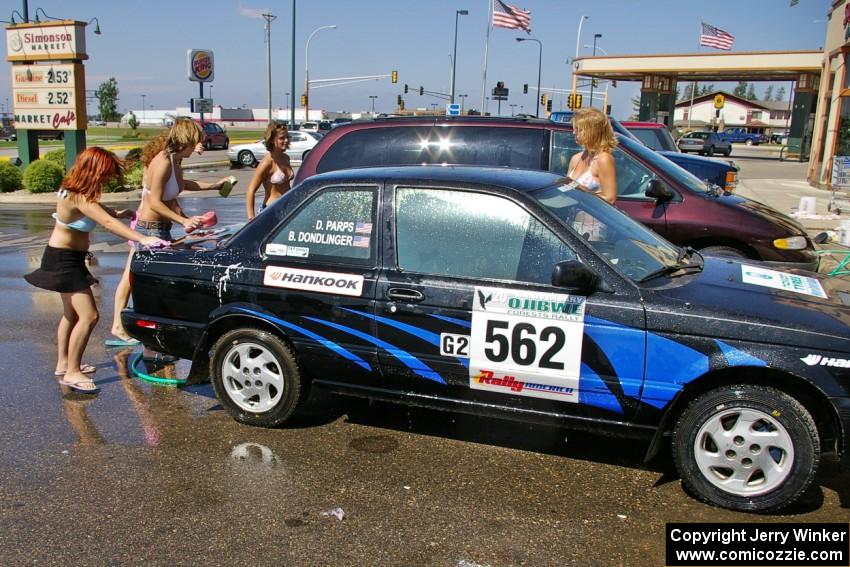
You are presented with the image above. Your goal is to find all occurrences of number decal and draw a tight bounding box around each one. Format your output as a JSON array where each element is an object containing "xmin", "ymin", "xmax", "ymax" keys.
[
  {"xmin": 510, "ymin": 323, "xmax": 537, "ymax": 366},
  {"xmin": 484, "ymin": 320, "xmax": 509, "ymax": 362},
  {"xmin": 440, "ymin": 333, "xmax": 469, "ymax": 358}
]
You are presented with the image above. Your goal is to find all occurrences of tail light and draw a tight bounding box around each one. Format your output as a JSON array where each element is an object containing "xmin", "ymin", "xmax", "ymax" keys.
[{"xmin": 136, "ymin": 320, "xmax": 159, "ymax": 329}]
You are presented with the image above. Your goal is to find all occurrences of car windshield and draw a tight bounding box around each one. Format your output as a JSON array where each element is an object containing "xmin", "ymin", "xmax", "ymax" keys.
[
  {"xmin": 617, "ymin": 135, "xmax": 715, "ymax": 195},
  {"xmin": 628, "ymin": 127, "xmax": 678, "ymax": 152},
  {"xmin": 686, "ymin": 133, "xmax": 709, "ymax": 140},
  {"xmin": 531, "ymin": 182, "xmax": 681, "ymax": 282}
]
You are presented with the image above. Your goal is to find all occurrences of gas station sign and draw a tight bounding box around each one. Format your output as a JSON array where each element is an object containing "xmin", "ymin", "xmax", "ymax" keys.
[
  {"xmin": 5, "ymin": 20, "xmax": 87, "ymax": 62},
  {"xmin": 10, "ymin": 63, "xmax": 85, "ymax": 130}
]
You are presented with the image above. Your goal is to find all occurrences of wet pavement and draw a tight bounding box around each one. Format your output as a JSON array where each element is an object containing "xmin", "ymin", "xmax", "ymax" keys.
[{"xmin": 0, "ymin": 165, "xmax": 848, "ymax": 567}]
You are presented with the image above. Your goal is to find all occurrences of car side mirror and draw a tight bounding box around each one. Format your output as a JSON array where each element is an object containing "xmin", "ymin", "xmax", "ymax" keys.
[
  {"xmin": 645, "ymin": 179, "xmax": 673, "ymax": 201},
  {"xmin": 551, "ymin": 260, "xmax": 599, "ymax": 294}
]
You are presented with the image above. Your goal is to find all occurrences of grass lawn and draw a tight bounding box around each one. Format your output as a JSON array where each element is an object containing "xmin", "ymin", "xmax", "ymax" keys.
[{"xmin": 0, "ymin": 127, "xmax": 267, "ymax": 150}]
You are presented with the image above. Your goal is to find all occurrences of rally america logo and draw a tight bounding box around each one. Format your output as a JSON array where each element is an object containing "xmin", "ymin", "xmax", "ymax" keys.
[{"xmin": 801, "ymin": 354, "xmax": 850, "ymax": 368}]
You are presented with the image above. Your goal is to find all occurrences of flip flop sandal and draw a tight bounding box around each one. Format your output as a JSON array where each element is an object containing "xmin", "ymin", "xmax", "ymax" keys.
[
  {"xmin": 58, "ymin": 379, "xmax": 100, "ymax": 394},
  {"xmin": 54, "ymin": 364, "xmax": 97, "ymax": 376},
  {"xmin": 105, "ymin": 337, "xmax": 141, "ymax": 347}
]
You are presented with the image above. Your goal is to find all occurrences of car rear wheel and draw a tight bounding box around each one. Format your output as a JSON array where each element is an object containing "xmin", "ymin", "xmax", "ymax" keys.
[
  {"xmin": 238, "ymin": 150, "xmax": 257, "ymax": 167},
  {"xmin": 706, "ymin": 145, "xmax": 715, "ymax": 157},
  {"xmin": 745, "ymin": 139, "xmax": 754, "ymax": 146},
  {"xmin": 724, "ymin": 148, "xmax": 732, "ymax": 157},
  {"xmin": 699, "ymin": 245, "xmax": 748, "ymax": 259},
  {"xmin": 672, "ymin": 384, "xmax": 819, "ymax": 512},
  {"xmin": 204, "ymin": 139, "xmax": 212, "ymax": 150},
  {"xmin": 211, "ymin": 328, "xmax": 306, "ymax": 427}
]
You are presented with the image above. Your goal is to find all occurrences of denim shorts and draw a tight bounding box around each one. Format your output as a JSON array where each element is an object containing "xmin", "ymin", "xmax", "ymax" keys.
[{"xmin": 135, "ymin": 224, "xmax": 173, "ymax": 249}]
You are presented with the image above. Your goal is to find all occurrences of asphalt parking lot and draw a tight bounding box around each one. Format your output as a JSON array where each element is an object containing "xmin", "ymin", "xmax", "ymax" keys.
[{"xmin": 0, "ymin": 152, "xmax": 847, "ymax": 566}]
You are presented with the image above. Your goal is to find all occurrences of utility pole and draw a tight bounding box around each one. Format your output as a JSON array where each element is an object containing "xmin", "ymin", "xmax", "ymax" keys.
[{"xmin": 262, "ymin": 12, "xmax": 277, "ymax": 124}]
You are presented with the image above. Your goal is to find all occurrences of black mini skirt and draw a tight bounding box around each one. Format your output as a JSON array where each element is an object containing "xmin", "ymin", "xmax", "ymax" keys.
[{"xmin": 24, "ymin": 245, "xmax": 98, "ymax": 293}]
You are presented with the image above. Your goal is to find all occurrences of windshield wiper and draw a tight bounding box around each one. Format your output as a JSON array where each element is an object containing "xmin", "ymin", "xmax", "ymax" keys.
[{"xmin": 639, "ymin": 247, "xmax": 703, "ymax": 283}]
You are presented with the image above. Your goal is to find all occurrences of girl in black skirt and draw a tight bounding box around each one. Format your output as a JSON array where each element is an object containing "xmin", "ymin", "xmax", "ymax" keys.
[{"xmin": 25, "ymin": 148, "xmax": 167, "ymax": 393}]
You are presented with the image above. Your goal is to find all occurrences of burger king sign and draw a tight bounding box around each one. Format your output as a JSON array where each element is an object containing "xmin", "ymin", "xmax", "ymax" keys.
[{"xmin": 187, "ymin": 49, "xmax": 214, "ymax": 82}]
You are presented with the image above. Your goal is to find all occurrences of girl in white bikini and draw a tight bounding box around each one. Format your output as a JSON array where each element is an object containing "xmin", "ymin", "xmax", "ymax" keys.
[
  {"xmin": 567, "ymin": 107, "xmax": 618, "ymax": 205},
  {"xmin": 246, "ymin": 122, "xmax": 294, "ymax": 220}
]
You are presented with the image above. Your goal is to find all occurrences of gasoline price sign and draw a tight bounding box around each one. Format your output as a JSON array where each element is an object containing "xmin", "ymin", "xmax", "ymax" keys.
[
  {"xmin": 469, "ymin": 286, "xmax": 585, "ymax": 402},
  {"xmin": 10, "ymin": 62, "xmax": 85, "ymax": 130}
]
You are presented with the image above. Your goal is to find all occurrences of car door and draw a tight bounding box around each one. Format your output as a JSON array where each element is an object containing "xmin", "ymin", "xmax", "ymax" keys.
[
  {"xmin": 375, "ymin": 183, "xmax": 646, "ymax": 422},
  {"xmin": 256, "ymin": 184, "xmax": 383, "ymax": 387},
  {"xmin": 550, "ymin": 130, "xmax": 668, "ymax": 237},
  {"xmin": 287, "ymin": 132, "xmax": 311, "ymax": 160}
]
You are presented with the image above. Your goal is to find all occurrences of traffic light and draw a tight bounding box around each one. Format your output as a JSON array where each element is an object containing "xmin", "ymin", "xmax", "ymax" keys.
[
  {"xmin": 397, "ymin": 94, "xmax": 402, "ymax": 107},
  {"xmin": 546, "ymin": 99, "xmax": 553, "ymax": 112},
  {"xmin": 540, "ymin": 93, "xmax": 547, "ymax": 106},
  {"xmin": 391, "ymin": 70, "xmax": 398, "ymax": 84},
  {"xmin": 567, "ymin": 94, "xmax": 574, "ymax": 109},
  {"xmin": 301, "ymin": 94, "xmax": 308, "ymax": 106},
  {"xmin": 399, "ymin": 99, "xmax": 404, "ymax": 111},
  {"xmin": 523, "ymin": 83, "xmax": 528, "ymax": 94},
  {"xmin": 419, "ymin": 86, "xmax": 424, "ymax": 96},
  {"xmin": 575, "ymin": 94, "xmax": 583, "ymax": 109},
  {"xmin": 404, "ymin": 84, "xmax": 409, "ymax": 94},
  {"xmin": 592, "ymin": 79, "xmax": 599, "ymax": 88}
]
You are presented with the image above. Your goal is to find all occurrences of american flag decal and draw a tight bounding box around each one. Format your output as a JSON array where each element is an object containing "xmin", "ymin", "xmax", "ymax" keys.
[
  {"xmin": 492, "ymin": 0, "xmax": 531, "ymax": 34},
  {"xmin": 355, "ymin": 222, "xmax": 373, "ymax": 235}
]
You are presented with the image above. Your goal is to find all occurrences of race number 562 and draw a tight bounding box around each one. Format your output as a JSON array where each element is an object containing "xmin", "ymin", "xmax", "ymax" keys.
[{"xmin": 483, "ymin": 320, "xmax": 566, "ymax": 370}]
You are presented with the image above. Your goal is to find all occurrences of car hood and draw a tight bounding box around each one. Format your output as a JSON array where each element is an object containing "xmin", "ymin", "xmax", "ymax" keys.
[
  {"xmin": 711, "ymin": 193, "xmax": 807, "ymax": 235},
  {"xmin": 167, "ymin": 224, "xmax": 244, "ymax": 252},
  {"xmin": 659, "ymin": 150, "xmax": 737, "ymax": 170},
  {"xmin": 649, "ymin": 256, "xmax": 850, "ymax": 352}
]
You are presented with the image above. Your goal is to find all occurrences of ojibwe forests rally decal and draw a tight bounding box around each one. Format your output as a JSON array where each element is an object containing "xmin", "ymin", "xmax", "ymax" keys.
[
  {"xmin": 469, "ymin": 286, "xmax": 585, "ymax": 402},
  {"xmin": 263, "ymin": 266, "xmax": 364, "ymax": 297}
]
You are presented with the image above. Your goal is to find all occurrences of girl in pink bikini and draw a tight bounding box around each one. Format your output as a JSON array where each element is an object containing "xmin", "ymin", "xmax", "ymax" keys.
[
  {"xmin": 245, "ymin": 122, "xmax": 294, "ymax": 220},
  {"xmin": 567, "ymin": 107, "xmax": 618, "ymax": 205}
]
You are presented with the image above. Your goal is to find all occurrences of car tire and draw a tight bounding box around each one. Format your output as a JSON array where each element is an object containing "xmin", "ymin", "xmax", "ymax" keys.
[
  {"xmin": 223, "ymin": 139, "xmax": 230, "ymax": 150},
  {"xmin": 238, "ymin": 150, "xmax": 257, "ymax": 167},
  {"xmin": 724, "ymin": 148, "xmax": 732, "ymax": 157},
  {"xmin": 204, "ymin": 139, "xmax": 212, "ymax": 151},
  {"xmin": 699, "ymin": 245, "xmax": 748, "ymax": 258},
  {"xmin": 707, "ymin": 146, "xmax": 715, "ymax": 157},
  {"xmin": 745, "ymin": 139, "xmax": 754, "ymax": 146},
  {"xmin": 211, "ymin": 328, "xmax": 306, "ymax": 427},
  {"xmin": 672, "ymin": 384, "xmax": 819, "ymax": 512}
]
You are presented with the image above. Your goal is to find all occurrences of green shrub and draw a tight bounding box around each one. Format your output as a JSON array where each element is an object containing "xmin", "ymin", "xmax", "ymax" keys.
[
  {"xmin": 43, "ymin": 148, "xmax": 66, "ymax": 171},
  {"xmin": 23, "ymin": 160, "xmax": 64, "ymax": 194},
  {"xmin": 124, "ymin": 147, "xmax": 143, "ymax": 167},
  {"xmin": 123, "ymin": 163, "xmax": 143, "ymax": 188},
  {"xmin": 0, "ymin": 161, "xmax": 23, "ymax": 193}
]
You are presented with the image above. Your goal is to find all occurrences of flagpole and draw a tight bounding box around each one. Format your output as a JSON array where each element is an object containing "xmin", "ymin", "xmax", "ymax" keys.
[
  {"xmin": 481, "ymin": 0, "xmax": 493, "ymax": 114},
  {"xmin": 688, "ymin": 19, "xmax": 700, "ymax": 130}
]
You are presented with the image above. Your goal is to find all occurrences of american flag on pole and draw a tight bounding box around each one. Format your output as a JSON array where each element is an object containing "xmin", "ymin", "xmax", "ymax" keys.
[
  {"xmin": 700, "ymin": 22, "xmax": 734, "ymax": 51},
  {"xmin": 492, "ymin": 0, "xmax": 531, "ymax": 34}
]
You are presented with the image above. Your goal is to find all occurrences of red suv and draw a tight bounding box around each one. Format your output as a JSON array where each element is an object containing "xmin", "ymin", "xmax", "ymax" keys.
[
  {"xmin": 294, "ymin": 116, "xmax": 817, "ymax": 270},
  {"xmin": 199, "ymin": 121, "xmax": 229, "ymax": 150}
]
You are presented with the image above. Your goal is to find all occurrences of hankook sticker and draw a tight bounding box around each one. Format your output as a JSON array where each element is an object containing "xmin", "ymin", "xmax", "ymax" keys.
[{"xmin": 263, "ymin": 266, "xmax": 364, "ymax": 297}]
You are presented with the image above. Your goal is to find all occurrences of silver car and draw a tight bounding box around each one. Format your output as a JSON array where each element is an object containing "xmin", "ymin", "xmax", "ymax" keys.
[
  {"xmin": 227, "ymin": 130, "xmax": 321, "ymax": 167},
  {"xmin": 677, "ymin": 131, "xmax": 732, "ymax": 157}
]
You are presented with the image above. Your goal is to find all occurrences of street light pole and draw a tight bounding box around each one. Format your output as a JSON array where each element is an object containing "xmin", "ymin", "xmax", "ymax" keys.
[
  {"xmin": 451, "ymin": 9, "xmax": 468, "ymax": 104},
  {"xmin": 369, "ymin": 95, "xmax": 378, "ymax": 114},
  {"xmin": 509, "ymin": 103, "xmax": 517, "ymax": 116},
  {"xmin": 262, "ymin": 12, "xmax": 277, "ymax": 124},
  {"xmin": 589, "ymin": 33, "xmax": 601, "ymax": 108},
  {"xmin": 516, "ymin": 37, "xmax": 542, "ymax": 117},
  {"xmin": 574, "ymin": 15, "xmax": 588, "ymax": 60},
  {"xmin": 305, "ymin": 24, "xmax": 337, "ymax": 124},
  {"xmin": 290, "ymin": 0, "xmax": 296, "ymax": 129}
]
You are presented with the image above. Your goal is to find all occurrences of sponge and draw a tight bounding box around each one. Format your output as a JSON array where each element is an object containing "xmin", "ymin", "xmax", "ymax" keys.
[{"xmin": 219, "ymin": 176, "xmax": 238, "ymax": 198}]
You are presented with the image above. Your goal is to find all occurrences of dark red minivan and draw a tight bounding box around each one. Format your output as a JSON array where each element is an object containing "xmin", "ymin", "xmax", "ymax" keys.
[{"xmin": 294, "ymin": 116, "xmax": 818, "ymax": 270}]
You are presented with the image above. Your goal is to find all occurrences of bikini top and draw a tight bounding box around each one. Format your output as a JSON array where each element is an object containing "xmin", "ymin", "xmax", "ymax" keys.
[
  {"xmin": 269, "ymin": 165, "xmax": 292, "ymax": 185},
  {"xmin": 568, "ymin": 155, "xmax": 601, "ymax": 192},
  {"xmin": 142, "ymin": 153, "xmax": 180, "ymax": 201},
  {"xmin": 53, "ymin": 189, "xmax": 97, "ymax": 233}
]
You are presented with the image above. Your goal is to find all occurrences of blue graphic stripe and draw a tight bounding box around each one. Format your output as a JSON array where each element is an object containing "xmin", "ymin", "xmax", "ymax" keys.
[
  {"xmin": 716, "ymin": 340, "xmax": 767, "ymax": 367},
  {"xmin": 341, "ymin": 308, "xmax": 440, "ymax": 346},
  {"xmin": 233, "ymin": 307, "xmax": 371, "ymax": 371},
  {"xmin": 303, "ymin": 316, "xmax": 446, "ymax": 384},
  {"xmin": 428, "ymin": 314, "xmax": 471, "ymax": 329}
]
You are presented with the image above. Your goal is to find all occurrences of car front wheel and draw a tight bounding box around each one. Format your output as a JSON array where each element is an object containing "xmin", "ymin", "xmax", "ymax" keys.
[
  {"xmin": 211, "ymin": 328, "xmax": 306, "ymax": 427},
  {"xmin": 699, "ymin": 245, "xmax": 748, "ymax": 259},
  {"xmin": 707, "ymin": 145, "xmax": 715, "ymax": 157},
  {"xmin": 672, "ymin": 384, "xmax": 819, "ymax": 512},
  {"xmin": 745, "ymin": 139, "xmax": 754, "ymax": 146},
  {"xmin": 238, "ymin": 150, "xmax": 257, "ymax": 166}
]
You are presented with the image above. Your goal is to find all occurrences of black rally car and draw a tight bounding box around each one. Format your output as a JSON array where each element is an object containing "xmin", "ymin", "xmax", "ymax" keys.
[{"xmin": 125, "ymin": 166, "xmax": 850, "ymax": 513}]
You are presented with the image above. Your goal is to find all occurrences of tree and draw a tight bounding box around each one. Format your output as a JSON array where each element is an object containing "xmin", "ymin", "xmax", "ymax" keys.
[
  {"xmin": 630, "ymin": 96, "xmax": 642, "ymax": 120},
  {"xmin": 746, "ymin": 83, "xmax": 757, "ymax": 100},
  {"xmin": 764, "ymin": 85, "xmax": 774, "ymax": 102},
  {"xmin": 701, "ymin": 84, "xmax": 715, "ymax": 96},
  {"xmin": 127, "ymin": 111, "xmax": 138, "ymax": 130},
  {"xmin": 775, "ymin": 86, "xmax": 786, "ymax": 102},
  {"xmin": 733, "ymin": 81, "xmax": 748, "ymax": 97},
  {"xmin": 95, "ymin": 78, "xmax": 120, "ymax": 122}
]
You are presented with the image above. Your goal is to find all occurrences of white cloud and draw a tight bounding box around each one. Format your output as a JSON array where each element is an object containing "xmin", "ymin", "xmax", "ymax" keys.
[{"xmin": 237, "ymin": 2, "xmax": 269, "ymax": 19}]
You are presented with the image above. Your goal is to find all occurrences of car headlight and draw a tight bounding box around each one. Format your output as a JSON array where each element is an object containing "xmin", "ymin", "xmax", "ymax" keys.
[{"xmin": 773, "ymin": 236, "xmax": 808, "ymax": 250}]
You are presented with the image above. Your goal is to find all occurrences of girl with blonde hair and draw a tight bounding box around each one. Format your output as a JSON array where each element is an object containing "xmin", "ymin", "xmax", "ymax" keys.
[
  {"xmin": 245, "ymin": 122, "xmax": 294, "ymax": 220},
  {"xmin": 567, "ymin": 107, "xmax": 618, "ymax": 204},
  {"xmin": 108, "ymin": 118, "xmax": 230, "ymax": 345}
]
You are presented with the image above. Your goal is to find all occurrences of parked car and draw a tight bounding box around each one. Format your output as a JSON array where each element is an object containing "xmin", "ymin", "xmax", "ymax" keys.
[
  {"xmin": 552, "ymin": 113, "xmax": 738, "ymax": 193},
  {"xmin": 678, "ymin": 131, "xmax": 733, "ymax": 157},
  {"xmin": 719, "ymin": 128, "xmax": 767, "ymax": 146},
  {"xmin": 621, "ymin": 121, "xmax": 739, "ymax": 193},
  {"xmin": 227, "ymin": 130, "xmax": 320, "ymax": 166},
  {"xmin": 124, "ymin": 165, "xmax": 850, "ymax": 513},
  {"xmin": 200, "ymin": 122, "xmax": 229, "ymax": 150},
  {"xmin": 294, "ymin": 116, "xmax": 817, "ymax": 270},
  {"xmin": 771, "ymin": 133, "xmax": 789, "ymax": 145},
  {"xmin": 300, "ymin": 121, "xmax": 332, "ymax": 135}
]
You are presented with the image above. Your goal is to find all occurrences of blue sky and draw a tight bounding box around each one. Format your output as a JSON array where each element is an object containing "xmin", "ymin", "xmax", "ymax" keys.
[{"xmin": 1, "ymin": 0, "xmax": 831, "ymax": 120}]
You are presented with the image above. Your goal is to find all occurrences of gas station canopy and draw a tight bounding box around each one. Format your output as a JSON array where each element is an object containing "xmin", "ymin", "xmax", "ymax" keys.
[{"xmin": 572, "ymin": 50, "xmax": 823, "ymax": 82}]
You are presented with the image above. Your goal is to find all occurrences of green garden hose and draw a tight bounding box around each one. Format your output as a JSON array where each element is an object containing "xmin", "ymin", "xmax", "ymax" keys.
[{"xmin": 130, "ymin": 351, "xmax": 187, "ymax": 386}]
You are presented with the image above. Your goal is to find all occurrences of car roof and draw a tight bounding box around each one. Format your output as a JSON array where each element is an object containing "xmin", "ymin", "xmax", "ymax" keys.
[
  {"xmin": 306, "ymin": 164, "xmax": 564, "ymax": 193},
  {"xmin": 342, "ymin": 115, "xmax": 560, "ymax": 128},
  {"xmin": 620, "ymin": 121, "xmax": 666, "ymax": 129}
]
